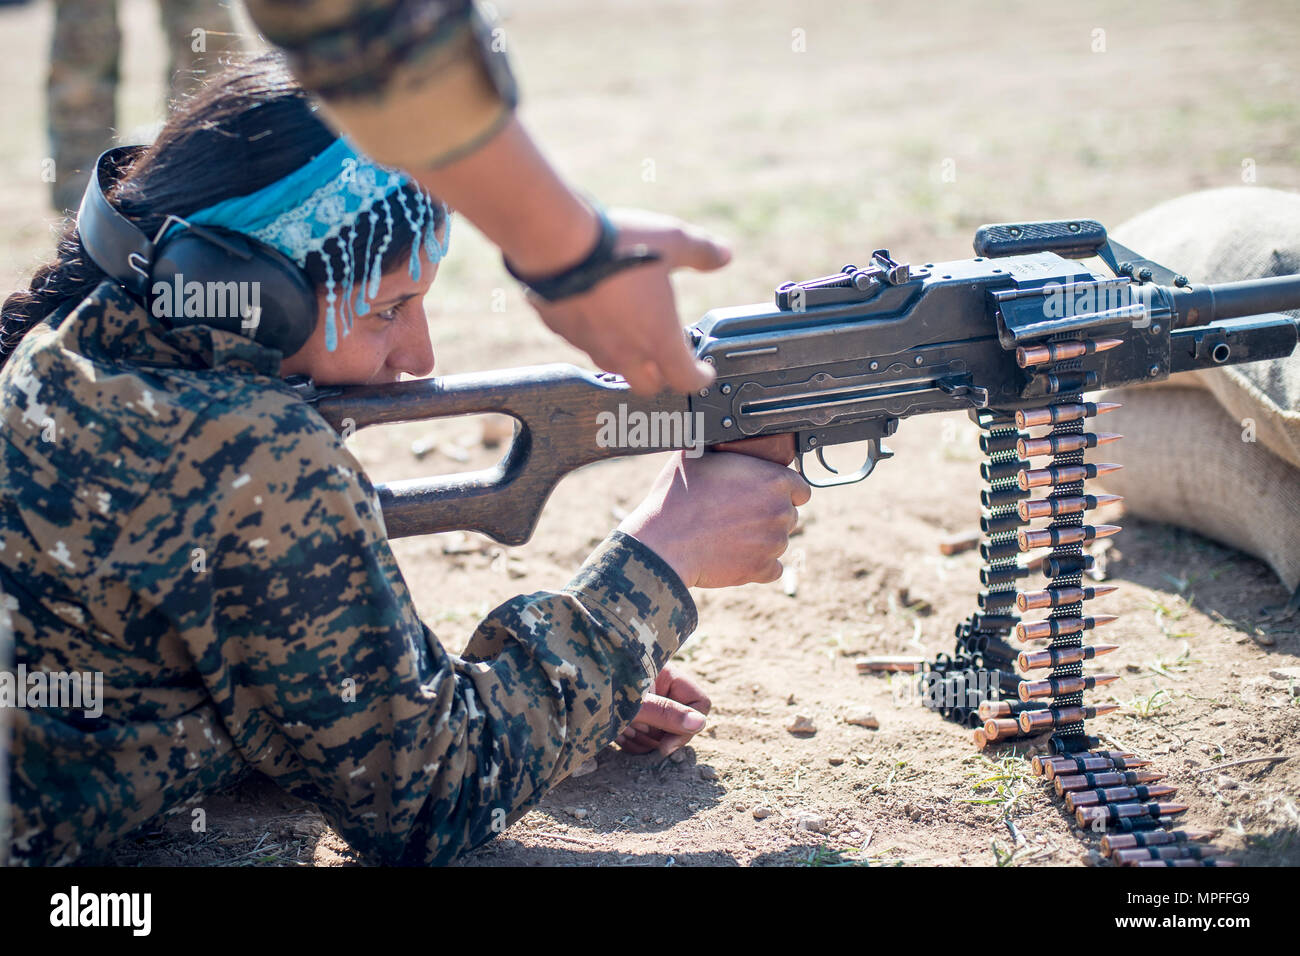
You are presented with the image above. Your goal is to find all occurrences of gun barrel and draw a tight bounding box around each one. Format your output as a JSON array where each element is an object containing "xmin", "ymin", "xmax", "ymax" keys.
[{"xmin": 1172, "ymin": 273, "xmax": 1300, "ymax": 326}]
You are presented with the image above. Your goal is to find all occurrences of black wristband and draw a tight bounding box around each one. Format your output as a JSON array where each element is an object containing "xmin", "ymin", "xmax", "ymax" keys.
[{"xmin": 503, "ymin": 203, "xmax": 661, "ymax": 302}]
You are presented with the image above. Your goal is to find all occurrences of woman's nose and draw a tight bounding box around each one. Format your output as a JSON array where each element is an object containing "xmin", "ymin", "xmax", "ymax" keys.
[{"xmin": 389, "ymin": 308, "xmax": 435, "ymax": 378}]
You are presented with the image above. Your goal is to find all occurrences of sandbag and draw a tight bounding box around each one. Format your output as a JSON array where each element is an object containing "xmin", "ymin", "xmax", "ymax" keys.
[
  {"xmin": 1094, "ymin": 187, "xmax": 1300, "ymax": 590},
  {"xmin": 1092, "ymin": 387, "xmax": 1300, "ymax": 591}
]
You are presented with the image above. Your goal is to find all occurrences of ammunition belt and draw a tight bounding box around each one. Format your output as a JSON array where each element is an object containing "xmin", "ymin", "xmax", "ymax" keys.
[{"xmin": 921, "ymin": 336, "xmax": 1233, "ymax": 867}]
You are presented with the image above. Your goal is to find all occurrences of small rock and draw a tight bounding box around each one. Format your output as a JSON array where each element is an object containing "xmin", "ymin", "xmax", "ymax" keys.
[
  {"xmin": 752, "ymin": 806, "xmax": 774, "ymax": 820},
  {"xmin": 566, "ymin": 807, "xmax": 589, "ymax": 820},
  {"xmin": 669, "ymin": 747, "xmax": 687, "ymax": 763},
  {"xmin": 654, "ymin": 817, "xmax": 666, "ymax": 825},
  {"xmin": 786, "ymin": 693, "xmax": 797, "ymax": 706},
  {"xmin": 845, "ymin": 708, "xmax": 880, "ymax": 730},
  {"xmin": 787, "ymin": 714, "xmax": 818, "ymax": 735},
  {"xmin": 1216, "ymin": 775, "xmax": 1239, "ymax": 790},
  {"xmin": 698, "ymin": 765, "xmax": 718, "ymax": 782},
  {"xmin": 1269, "ymin": 666, "xmax": 1300, "ymax": 682},
  {"xmin": 828, "ymin": 755, "xmax": 845, "ymax": 766},
  {"xmin": 1083, "ymin": 849, "xmax": 1104, "ymax": 867},
  {"xmin": 796, "ymin": 811, "xmax": 829, "ymax": 833},
  {"xmin": 570, "ymin": 757, "xmax": 599, "ymax": 778}
]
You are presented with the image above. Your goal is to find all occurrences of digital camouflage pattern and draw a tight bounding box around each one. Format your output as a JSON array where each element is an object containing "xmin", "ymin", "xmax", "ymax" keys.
[
  {"xmin": 1, "ymin": 281, "xmax": 697, "ymax": 865},
  {"xmin": 47, "ymin": 0, "xmax": 242, "ymax": 211},
  {"xmin": 242, "ymin": 0, "xmax": 518, "ymax": 170}
]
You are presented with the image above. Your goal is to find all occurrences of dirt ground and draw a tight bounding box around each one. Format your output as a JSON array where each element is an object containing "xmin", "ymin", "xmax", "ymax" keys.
[{"xmin": 3, "ymin": 0, "xmax": 1298, "ymax": 867}]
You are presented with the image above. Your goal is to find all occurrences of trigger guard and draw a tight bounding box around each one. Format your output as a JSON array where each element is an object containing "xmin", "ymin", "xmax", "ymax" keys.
[{"xmin": 797, "ymin": 438, "xmax": 893, "ymax": 488}]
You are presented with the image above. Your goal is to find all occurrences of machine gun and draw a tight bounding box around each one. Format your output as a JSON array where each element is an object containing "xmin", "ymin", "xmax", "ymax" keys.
[
  {"xmin": 305, "ymin": 218, "xmax": 1299, "ymax": 866},
  {"xmin": 304, "ymin": 218, "xmax": 1299, "ymax": 542}
]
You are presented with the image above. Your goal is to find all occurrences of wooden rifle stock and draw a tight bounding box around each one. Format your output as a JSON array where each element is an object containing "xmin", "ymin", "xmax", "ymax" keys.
[{"xmin": 312, "ymin": 364, "xmax": 691, "ymax": 545}]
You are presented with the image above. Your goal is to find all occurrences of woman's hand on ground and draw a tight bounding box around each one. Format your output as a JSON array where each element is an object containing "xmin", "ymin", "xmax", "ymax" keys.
[{"xmin": 615, "ymin": 664, "xmax": 712, "ymax": 757}]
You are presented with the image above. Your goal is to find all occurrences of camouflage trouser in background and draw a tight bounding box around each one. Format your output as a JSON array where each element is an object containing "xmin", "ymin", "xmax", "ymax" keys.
[{"xmin": 47, "ymin": 0, "xmax": 242, "ymax": 212}]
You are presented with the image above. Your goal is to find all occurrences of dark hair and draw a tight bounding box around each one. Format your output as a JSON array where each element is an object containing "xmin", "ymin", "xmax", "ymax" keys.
[{"xmin": 0, "ymin": 53, "xmax": 442, "ymax": 365}]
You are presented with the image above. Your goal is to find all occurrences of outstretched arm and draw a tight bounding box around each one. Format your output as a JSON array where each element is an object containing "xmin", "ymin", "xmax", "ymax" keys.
[{"xmin": 242, "ymin": 0, "xmax": 724, "ymax": 394}]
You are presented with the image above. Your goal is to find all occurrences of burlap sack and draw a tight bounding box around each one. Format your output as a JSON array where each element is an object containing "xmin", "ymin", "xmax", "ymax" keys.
[{"xmin": 1093, "ymin": 187, "xmax": 1300, "ymax": 591}]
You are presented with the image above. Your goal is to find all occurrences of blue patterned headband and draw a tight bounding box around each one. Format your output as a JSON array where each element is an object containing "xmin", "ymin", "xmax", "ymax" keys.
[{"xmin": 177, "ymin": 137, "xmax": 450, "ymax": 351}]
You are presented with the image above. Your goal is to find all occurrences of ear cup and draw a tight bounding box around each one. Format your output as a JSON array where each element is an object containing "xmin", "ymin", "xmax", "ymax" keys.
[{"xmin": 148, "ymin": 225, "xmax": 318, "ymax": 357}]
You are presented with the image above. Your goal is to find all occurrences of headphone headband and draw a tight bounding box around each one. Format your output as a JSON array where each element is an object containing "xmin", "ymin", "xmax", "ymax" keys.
[{"xmin": 77, "ymin": 147, "xmax": 155, "ymax": 297}]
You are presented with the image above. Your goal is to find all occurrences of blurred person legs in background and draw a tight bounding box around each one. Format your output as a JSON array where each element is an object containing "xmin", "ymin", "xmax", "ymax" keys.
[{"xmin": 47, "ymin": 0, "xmax": 241, "ymax": 213}]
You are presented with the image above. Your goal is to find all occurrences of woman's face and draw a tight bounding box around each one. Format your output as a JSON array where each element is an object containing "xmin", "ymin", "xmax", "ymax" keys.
[{"xmin": 280, "ymin": 245, "xmax": 440, "ymax": 386}]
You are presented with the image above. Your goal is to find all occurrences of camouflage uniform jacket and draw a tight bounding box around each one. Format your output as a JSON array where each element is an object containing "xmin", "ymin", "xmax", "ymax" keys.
[
  {"xmin": 244, "ymin": 0, "xmax": 519, "ymax": 170},
  {"xmin": 1, "ymin": 281, "xmax": 697, "ymax": 865}
]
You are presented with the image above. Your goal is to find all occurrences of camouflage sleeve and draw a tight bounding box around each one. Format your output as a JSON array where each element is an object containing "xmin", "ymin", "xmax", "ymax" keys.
[
  {"xmin": 242, "ymin": 0, "xmax": 518, "ymax": 169},
  {"xmin": 176, "ymin": 396, "xmax": 693, "ymax": 864}
]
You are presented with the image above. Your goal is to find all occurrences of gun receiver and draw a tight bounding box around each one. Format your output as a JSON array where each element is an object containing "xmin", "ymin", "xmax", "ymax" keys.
[{"xmin": 308, "ymin": 218, "xmax": 1300, "ymax": 544}]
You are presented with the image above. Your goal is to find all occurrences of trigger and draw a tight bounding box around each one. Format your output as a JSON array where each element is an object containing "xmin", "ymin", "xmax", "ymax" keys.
[{"xmin": 815, "ymin": 445, "xmax": 839, "ymax": 474}]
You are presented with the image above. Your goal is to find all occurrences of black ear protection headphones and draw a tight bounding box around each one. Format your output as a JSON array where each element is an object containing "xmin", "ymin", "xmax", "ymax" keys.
[{"xmin": 76, "ymin": 146, "xmax": 320, "ymax": 357}]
